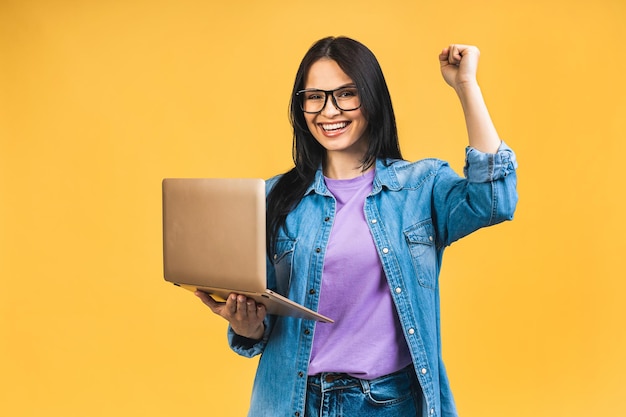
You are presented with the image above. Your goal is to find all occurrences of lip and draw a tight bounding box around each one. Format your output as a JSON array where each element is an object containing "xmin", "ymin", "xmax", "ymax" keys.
[{"xmin": 318, "ymin": 121, "xmax": 351, "ymax": 137}]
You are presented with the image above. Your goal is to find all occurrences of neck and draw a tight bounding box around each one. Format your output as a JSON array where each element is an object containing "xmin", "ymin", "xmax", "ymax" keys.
[{"xmin": 323, "ymin": 152, "xmax": 373, "ymax": 179}]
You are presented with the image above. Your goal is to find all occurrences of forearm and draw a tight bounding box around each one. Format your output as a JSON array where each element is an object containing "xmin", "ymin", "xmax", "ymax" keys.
[{"xmin": 455, "ymin": 81, "xmax": 501, "ymax": 154}]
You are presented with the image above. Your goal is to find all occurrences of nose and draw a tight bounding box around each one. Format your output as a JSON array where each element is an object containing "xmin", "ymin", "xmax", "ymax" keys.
[{"xmin": 320, "ymin": 94, "xmax": 341, "ymax": 117}]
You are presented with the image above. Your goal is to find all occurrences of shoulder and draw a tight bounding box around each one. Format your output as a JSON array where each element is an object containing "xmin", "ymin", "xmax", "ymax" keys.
[
  {"xmin": 265, "ymin": 173, "xmax": 283, "ymax": 194},
  {"xmin": 378, "ymin": 158, "xmax": 452, "ymax": 190}
]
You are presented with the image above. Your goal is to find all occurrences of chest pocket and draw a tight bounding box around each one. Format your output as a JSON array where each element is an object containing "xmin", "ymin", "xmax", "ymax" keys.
[
  {"xmin": 271, "ymin": 238, "xmax": 297, "ymax": 296},
  {"xmin": 404, "ymin": 221, "xmax": 437, "ymax": 289}
]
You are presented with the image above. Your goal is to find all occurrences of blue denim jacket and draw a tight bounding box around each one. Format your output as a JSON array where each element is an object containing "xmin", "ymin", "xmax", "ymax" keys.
[{"xmin": 228, "ymin": 142, "xmax": 518, "ymax": 417}]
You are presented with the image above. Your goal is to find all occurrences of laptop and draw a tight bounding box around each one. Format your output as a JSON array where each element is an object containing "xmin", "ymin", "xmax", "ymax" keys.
[{"xmin": 162, "ymin": 178, "xmax": 333, "ymax": 323}]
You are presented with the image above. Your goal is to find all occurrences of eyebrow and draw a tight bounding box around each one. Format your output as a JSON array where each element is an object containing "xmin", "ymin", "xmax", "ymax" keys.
[{"xmin": 301, "ymin": 83, "xmax": 357, "ymax": 92}]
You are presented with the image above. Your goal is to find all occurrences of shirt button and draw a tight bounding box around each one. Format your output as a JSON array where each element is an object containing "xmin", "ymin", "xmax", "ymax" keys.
[
  {"xmin": 273, "ymin": 254, "xmax": 278, "ymax": 260},
  {"xmin": 304, "ymin": 329, "xmax": 310, "ymax": 335},
  {"xmin": 429, "ymin": 236, "xmax": 433, "ymax": 242},
  {"xmin": 430, "ymin": 408, "xmax": 435, "ymax": 415},
  {"xmin": 382, "ymin": 247, "xmax": 389, "ymax": 254},
  {"xmin": 298, "ymin": 371, "xmax": 304, "ymax": 377},
  {"xmin": 315, "ymin": 248, "xmax": 321, "ymax": 253},
  {"xmin": 421, "ymin": 368, "xmax": 428, "ymax": 375},
  {"xmin": 324, "ymin": 217, "xmax": 330, "ymax": 222},
  {"xmin": 395, "ymin": 287, "xmax": 402, "ymax": 294},
  {"xmin": 408, "ymin": 328, "xmax": 415, "ymax": 335},
  {"xmin": 309, "ymin": 289, "xmax": 316, "ymax": 295},
  {"xmin": 371, "ymin": 219, "xmax": 377, "ymax": 224}
]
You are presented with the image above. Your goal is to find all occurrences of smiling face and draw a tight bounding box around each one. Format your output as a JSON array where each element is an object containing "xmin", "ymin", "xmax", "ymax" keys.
[{"xmin": 303, "ymin": 58, "xmax": 369, "ymax": 167}]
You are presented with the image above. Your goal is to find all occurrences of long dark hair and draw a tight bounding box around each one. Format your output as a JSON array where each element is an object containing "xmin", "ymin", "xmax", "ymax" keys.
[{"xmin": 266, "ymin": 36, "xmax": 403, "ymax": 253}]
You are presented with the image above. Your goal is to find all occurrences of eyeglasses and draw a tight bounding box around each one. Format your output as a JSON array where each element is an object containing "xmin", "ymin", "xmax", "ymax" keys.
[{"xmin": 295, "ymin": 85, "xmax": 361, "ymax": 114}]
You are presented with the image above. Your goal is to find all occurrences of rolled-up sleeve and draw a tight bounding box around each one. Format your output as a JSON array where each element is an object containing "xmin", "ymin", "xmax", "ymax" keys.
[
  {"xmin": 433, "ymin": 140, "xmax": 518, "ymax": 246},
  {"xmin": 463, "ymin": 141, "xmax": 518, "ymax": 183},
  {"xmin": 228, "ymin": 325, "xmax": 269, "ymax": 357}
]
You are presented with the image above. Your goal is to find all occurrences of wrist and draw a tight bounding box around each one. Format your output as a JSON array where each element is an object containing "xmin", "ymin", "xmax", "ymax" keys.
[
  {"xmin": 454, "ymin": 80, "xmax": 480, "ymax": 97},
  {"xmin": 249, "ymin": 323, "xmax": 265, "ymax": 340},
  {"xmin": 236, "ymin": 323, "xmax": 265, "ymax": 341}
]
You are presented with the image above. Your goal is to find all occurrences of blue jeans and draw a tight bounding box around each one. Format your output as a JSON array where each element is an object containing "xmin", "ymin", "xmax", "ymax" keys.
[{"xmin": 305, "ymin": 366, "xmax": 422, "ymax": 417}]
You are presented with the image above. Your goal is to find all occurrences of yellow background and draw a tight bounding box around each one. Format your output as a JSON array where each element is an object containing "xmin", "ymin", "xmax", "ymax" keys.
[{"xmin": 1, "ymin": 0, "xmax": 625, "ymax": 416}]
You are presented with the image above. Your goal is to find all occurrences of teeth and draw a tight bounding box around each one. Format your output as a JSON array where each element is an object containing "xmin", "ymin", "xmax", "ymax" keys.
[{"xmin": 322, "ymin": 122, "xmax": 348, "ymax": 131}]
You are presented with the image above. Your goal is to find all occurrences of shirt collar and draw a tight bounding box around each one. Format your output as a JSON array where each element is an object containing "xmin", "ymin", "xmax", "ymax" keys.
[{"xmin": 304, "ymin": 158, "xmax": 402, "ymax": 196}]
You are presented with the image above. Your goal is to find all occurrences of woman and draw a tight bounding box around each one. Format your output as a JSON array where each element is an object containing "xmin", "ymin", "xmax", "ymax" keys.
[{"xmin": 196, "ymin": 36, "xmax": 518, "ymax": 417}]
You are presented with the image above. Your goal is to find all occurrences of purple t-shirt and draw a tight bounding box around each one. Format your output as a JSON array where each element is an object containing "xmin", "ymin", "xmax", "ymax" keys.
[{"xmin": 308, "ymin": 169, "xmax": 412, "ymax": 379}]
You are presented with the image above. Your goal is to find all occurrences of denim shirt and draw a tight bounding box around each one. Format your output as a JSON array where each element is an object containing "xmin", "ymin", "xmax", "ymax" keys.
[{"xmin": 227, "ymin": 142, "xmax": 518, "ymax": 417}]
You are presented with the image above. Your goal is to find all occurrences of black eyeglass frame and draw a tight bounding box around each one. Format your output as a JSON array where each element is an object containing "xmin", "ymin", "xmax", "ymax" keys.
[{"xmin": 295, "ymin": 85, "xmax": 362, "ymax": 114}]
